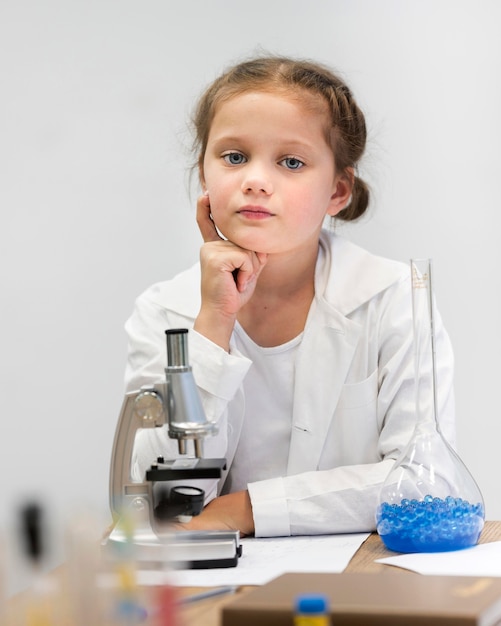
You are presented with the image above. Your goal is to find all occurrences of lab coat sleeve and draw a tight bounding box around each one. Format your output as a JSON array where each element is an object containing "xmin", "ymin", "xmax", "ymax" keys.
[
  {"xmin": 248, "ymin": 460, "xmax": 396, "ymax": 537},
  {"xmin": 248, "ymin": 277, "xmax": 456, "ymax": 537}
]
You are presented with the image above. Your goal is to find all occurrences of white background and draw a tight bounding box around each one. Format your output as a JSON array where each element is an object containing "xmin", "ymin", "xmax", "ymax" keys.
[{"xmin": 1, "ymin": 0, "xmax": 500, "ymax": 579}]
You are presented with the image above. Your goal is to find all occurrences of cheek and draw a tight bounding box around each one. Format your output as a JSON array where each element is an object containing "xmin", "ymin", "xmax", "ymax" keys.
[
  {"xmin": 204, "ymin": 179, "xmax": 233, "ymax": 216},
  {"xmin": 293, "ymin": 189, "xmax": 333, "ymax": 222},
  {"xmin": 205, "ymin": 189, "xmax": 225, "ymax": 217}
]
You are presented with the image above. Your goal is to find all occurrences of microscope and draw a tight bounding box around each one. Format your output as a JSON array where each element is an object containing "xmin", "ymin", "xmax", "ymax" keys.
[{"xmin": 104, "ymin": 329, "xmax": 241, "ymax": 569}]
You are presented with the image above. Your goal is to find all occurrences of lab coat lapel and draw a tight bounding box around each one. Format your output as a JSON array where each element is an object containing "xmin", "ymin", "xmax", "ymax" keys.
[{"xmin": 287, "ymin": 302, "xmax": 362, "ymax": 475}]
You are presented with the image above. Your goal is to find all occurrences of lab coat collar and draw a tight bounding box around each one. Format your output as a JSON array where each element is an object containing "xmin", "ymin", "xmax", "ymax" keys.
[
  {"xmin": 316, "ymin": 229, "xmax": 408, "ymax": 316},
  {"xmin": 146, "ymin": 263, "xmax": 202, "ymax": 319}
]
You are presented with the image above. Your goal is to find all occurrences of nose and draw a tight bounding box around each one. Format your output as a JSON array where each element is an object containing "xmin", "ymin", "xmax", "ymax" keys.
[{"xmin": 241, "ymin": 162, "xmax": 273, "ymax": 195}]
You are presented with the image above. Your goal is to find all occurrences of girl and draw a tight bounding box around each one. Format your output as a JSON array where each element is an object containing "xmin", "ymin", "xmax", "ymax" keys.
[{"xmin": 124, "ymin": 56, "xmax": 455, "ymax": 538}]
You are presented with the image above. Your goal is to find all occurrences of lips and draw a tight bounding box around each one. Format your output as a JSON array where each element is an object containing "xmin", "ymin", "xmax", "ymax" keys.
[{"xmin": 237, "ymin": 205, "xmax": 274, "ymax": 219}]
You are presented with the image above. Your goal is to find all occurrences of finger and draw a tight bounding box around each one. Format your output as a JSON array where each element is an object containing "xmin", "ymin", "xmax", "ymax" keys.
[
  {"xmin": 234, "ymin": 251, "xmax": 267, "ymax": 292},
  {"xmin": 196, "ymin": 193, "xmax": 222, "ymax": 243}
]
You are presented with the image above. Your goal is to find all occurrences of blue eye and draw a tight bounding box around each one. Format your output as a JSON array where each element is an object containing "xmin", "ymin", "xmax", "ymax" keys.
[
  {"xmin": 281, "ymin": 157, "xmax": 304, "ymax": 170},
  {"xmin": 223, "ymin": 152, "xmax": 246, "ymax": 165}
]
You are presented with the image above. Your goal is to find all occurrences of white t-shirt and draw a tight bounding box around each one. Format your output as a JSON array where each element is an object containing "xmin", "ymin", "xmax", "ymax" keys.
[{"xmin": 221, "ymin": 322, "xmax": 302, "ymax": 494}]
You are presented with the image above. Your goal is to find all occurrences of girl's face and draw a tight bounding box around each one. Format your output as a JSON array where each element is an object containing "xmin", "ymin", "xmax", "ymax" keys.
[{"xmin": 201, "ymin": 90, "xmax": 351, "ymax": 256}]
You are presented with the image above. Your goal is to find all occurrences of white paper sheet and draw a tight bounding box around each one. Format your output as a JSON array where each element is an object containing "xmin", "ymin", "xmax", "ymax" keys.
[
  {"xmin": 98, "ymin": 532, "xmax": 369, "ymax": 588},
  {"xmin": 376, "ymin": 540, "xmax": 501, "ymax": 576},
  {"xmin": 169, "ymin": 533, "xmax": 369, "ymax": 586}
]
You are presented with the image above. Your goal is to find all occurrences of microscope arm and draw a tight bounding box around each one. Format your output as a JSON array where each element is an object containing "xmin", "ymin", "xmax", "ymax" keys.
[{"xmin": 109, "ymin": 382, "xmax": 168, "ymax": 521}]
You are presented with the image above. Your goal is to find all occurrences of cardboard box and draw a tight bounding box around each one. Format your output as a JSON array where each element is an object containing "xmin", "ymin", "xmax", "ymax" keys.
[{"xmin": 222, "ymin": 572, "xmax": 501, "ymax": 625}]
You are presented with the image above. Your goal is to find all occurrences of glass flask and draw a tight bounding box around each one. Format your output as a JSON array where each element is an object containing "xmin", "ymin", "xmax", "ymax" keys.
[{"xmin": 376, "ymin": 259, "xmax": 484, "ymax": 552}]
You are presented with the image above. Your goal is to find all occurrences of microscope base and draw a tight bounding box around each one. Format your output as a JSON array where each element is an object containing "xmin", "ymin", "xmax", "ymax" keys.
[{"xmin": 104, "ymin": 525, "xmax": 242, "ymax": 569}]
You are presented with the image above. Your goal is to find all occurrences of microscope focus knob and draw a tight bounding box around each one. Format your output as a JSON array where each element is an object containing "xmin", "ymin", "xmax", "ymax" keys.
[{"xmin": 133, "ymin": 389, "xmax": 165, "ymax": 426}]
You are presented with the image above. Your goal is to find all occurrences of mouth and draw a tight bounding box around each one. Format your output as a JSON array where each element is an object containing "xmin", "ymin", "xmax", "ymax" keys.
[{"xmin": 236, "ymin": 205, "xmax": 275, "ymax": 219}]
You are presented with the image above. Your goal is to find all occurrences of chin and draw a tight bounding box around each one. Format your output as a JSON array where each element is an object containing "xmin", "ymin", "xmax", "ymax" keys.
[
  {"xmin": 213, "ymin": 216, "xmax": 277, "ymax": 252},
  {"xmin": 233, "ymin": 235, "xmax": 271, "ymax": 255}
]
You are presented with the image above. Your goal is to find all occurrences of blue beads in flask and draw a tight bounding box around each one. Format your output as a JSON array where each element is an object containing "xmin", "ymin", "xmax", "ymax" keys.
[{"xmin": 376, "ymin": 495, "xmax": 484, "ymax": 553}]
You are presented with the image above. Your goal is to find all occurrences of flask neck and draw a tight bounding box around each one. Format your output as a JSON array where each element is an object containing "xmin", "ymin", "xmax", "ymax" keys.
[{"xmin": 411, "ymin": 259, "xmax": 440, "ymax": 431}]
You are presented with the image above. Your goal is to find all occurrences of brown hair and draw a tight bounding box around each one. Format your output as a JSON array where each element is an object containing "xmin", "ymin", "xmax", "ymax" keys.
[{"xmin": 192, "ymin": 55, "xmax": 369, "ymax": 222}]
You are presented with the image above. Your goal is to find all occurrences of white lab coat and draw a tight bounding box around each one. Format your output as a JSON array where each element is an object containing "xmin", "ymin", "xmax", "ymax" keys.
[{"xmin": 124, "ymin": 229, "xmax": 455, "ymax": 537}]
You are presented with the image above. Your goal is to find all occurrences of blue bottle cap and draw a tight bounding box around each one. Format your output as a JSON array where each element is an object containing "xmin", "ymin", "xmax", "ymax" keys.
[{"xmin": 295, "ymin": 594, "xmax": 329, "ymax": 614}]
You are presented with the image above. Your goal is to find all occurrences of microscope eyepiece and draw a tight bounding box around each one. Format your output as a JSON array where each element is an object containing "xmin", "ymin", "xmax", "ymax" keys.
[{"xmin": 165, "ymin": 328, "xmax": 189, "ymax": 369}]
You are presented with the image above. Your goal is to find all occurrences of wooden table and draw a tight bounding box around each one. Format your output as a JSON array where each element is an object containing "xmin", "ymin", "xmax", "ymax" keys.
[
  {"xmin": 7, "ymin": 522, "xmax": 501, "ymax": 625},
  {"xmin": 179, "ymin": 521, "xmax": 501, "ymax": 625}
]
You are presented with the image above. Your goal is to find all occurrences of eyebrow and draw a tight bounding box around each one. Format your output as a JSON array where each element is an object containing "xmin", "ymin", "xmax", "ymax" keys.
[{"xmin": 209, "ymin": 134, "xmax": 316, "ymax": 152}]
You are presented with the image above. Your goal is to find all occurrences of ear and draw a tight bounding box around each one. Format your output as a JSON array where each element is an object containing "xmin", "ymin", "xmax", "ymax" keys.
[{"xmin": 326, "ymin": 168, "xmax": 354, "ymax": 217}]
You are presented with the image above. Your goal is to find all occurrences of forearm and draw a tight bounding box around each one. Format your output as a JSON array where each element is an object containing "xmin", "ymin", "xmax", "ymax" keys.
[{"xmin": 176, "ymin": 490, "xmax": 255, "ymax": 537}]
